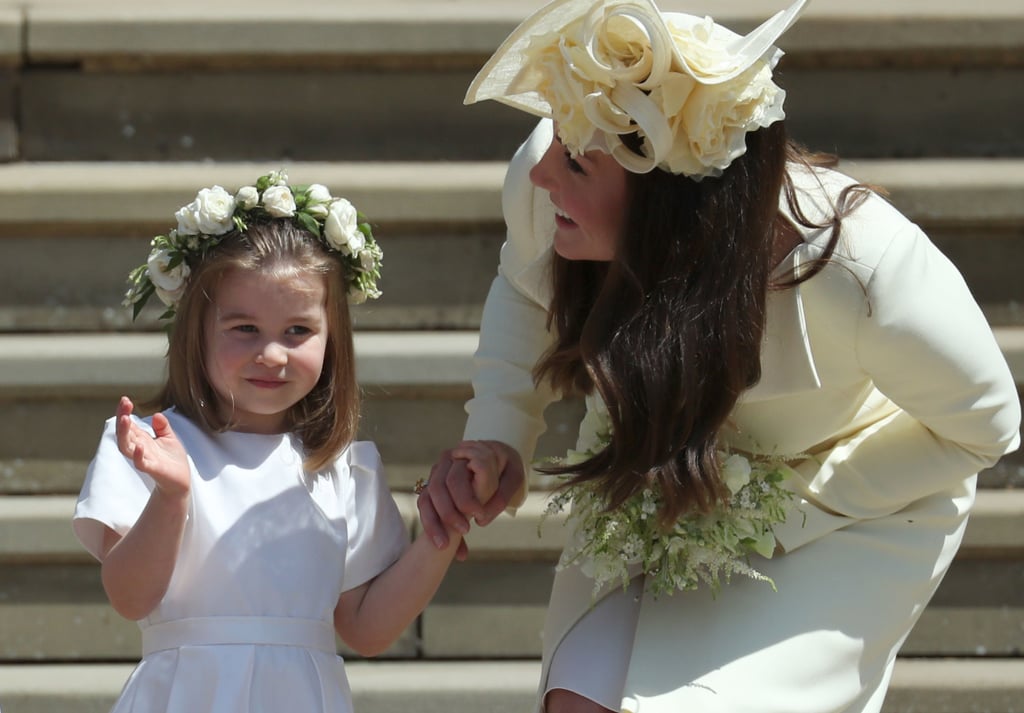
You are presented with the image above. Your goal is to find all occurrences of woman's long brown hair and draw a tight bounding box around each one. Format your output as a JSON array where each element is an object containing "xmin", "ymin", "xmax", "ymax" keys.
[{"xmin": 535, "ymin": 122, "xmax": 874, "ymax": 526}]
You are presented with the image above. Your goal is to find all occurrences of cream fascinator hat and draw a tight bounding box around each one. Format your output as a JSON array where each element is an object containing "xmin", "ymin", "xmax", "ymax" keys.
[{"xmin": 465, "ymin": 0, "xmax": 809, "ymax": 179}]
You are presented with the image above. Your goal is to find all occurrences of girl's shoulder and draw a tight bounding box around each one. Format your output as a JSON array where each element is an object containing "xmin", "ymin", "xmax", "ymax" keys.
[
  {"xmin": 304, "ymin": 440, "xmax": 395, "ymax": 523},
  {"xmin": 339, "ymin": 440, "xmax": 384, "ymax": 476}
]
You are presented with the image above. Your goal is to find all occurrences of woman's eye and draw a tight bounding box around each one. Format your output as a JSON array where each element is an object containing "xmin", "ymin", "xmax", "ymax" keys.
[{"xmin": 565, "ymin": 151, "xmax": 585, "ymax": 175}]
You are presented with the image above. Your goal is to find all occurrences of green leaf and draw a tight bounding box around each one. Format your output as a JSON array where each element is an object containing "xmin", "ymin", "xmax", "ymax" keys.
[
  {"xmin": 131, "ymin": 283, "xmax": 155, "ymax": 320},
  {"xmin": 296, "ymin": 211, "xmax": 321, "ymax": 237}
]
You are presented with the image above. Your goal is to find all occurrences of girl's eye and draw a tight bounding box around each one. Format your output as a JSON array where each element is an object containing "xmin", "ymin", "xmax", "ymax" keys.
[
  {"xmin": 564, "ymin": 151, "xmax": 585, "ymax": 175},
  {"xmin": 234, "ymin": 324, "xmax": 258, "ymax": 334},
  {"xmin": 287, "ymin": 325, "xmax": 312, "ymax": 336}
]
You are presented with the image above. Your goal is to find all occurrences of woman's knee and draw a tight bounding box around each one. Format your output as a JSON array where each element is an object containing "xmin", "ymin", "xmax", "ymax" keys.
[{"xmin": 544, "ymin": 688, "xmax": 615, "ymax": 713}]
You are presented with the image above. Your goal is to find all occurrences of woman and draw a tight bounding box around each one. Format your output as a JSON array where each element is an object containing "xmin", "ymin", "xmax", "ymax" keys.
[{"xmin": 418, "ymin": 1, "xmax": 1021, "ymax": 711}]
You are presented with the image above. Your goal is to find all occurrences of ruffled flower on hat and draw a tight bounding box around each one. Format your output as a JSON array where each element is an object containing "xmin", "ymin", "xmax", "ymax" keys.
[
  {"xmin": 514, "ymin": 2, "xmax": 786, "ymax": 179},
  {"xmin": 466, "ymin": 0, "xmax": 808, "ymax": 179}
]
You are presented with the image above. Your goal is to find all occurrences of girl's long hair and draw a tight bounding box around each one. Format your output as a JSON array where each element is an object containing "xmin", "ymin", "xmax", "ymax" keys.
[
  {"xmin": 151, "ymin": 220, "xmax": 359, "ymax": 473},
  {"xmin": 535, "ymin": 121, "xmax": 874, "ymax": 525}
]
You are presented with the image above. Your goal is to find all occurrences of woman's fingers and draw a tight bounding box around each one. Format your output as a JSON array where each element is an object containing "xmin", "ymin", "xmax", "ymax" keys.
[
  {"xmin": 420, "ymin": 452, "xmax": 471, "ymax": 543},
  {"xmin": 475, "ymin": 448, "xmax": 525, "ymax": 527}
]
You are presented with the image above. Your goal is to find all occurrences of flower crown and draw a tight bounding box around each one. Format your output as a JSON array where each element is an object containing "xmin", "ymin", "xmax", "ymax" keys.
[
  {"xmin": 123, "ymin": 170, "xmax": 382, "ymax": 321},
  {"xmin": 464, "ymin": 0, "xmax": 809, "ymax": 179}
]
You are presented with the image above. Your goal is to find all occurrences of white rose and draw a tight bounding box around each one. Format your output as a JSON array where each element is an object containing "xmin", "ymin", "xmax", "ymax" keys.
[
  {"xmin": 358, "ymin": 248, "xmax": 377, "ymax": 272},
  {"xmin": 175, "ymin": 186, "xmax": 235, "ymax": 235},
  {"xmin": 324, "ymin": 198, "xmax": 363, "ymax": 254},
  {"xmin": 235, "ymin": 185, "xmax": 259, "ymax": 210},
  {"xmin": 147, "ymin": 248, "xmax": 190, "ymax": 305},
  {"xmin": 262, "ymin": 185, "xmax": 296, "ymax": 218},
  {"xmin": 721, "ymin": 453, "xmax": 752, "ymax": 495},
  {"xmin": 267, "ymin": 169, "xmax": 289, "ymax": 186},
  {"xmin": 305, "ymin": 183, "xmax": 333, "ymax": 219},
  {"xmin": 348, "ymin": 287, "xmax": 368, "ymax": 305},
  {"xmin": 174, "ymin": 199, "xmax": 202, "ymax": 235},
  {"xmin": 194, "ymin": 186, "xmax": 235, "ymax": 233}
]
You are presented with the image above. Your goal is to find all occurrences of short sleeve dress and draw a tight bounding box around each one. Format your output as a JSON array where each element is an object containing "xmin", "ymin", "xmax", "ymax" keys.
[{"xmin": 73, "ymin": 409, "xmax": 408, "ymax": 713}]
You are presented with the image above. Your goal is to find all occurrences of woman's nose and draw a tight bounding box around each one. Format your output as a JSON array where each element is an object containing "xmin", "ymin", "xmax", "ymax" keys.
[{"xmin": 529, "ymin": 139, "xmax": 559, "ymax": 191}]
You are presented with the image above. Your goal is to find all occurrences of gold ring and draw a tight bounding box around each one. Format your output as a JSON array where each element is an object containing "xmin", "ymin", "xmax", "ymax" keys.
[{"xmin": 414, "ymin": 477, "xmax": 429, "ymax": 495}]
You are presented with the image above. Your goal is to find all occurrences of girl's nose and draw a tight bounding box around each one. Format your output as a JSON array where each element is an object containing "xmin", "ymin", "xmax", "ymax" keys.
[{"xmin": 255, "ymin": 341, "xmax": 286, "ymax": 366}]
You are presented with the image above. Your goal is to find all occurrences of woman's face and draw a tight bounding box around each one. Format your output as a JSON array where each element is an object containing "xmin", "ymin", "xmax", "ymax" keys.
[{"xmin": 529, "ymin": 133, "xmax": 629, "ymax": 262}]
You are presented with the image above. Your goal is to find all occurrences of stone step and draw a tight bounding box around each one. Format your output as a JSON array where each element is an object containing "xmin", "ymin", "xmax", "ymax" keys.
[
  {"xmin": 0, "ymin": 331, "xmax": 585, "ymax": 489},
  {"xmin": 21, "ymin": 0, "xmax": 1024, "ymax": 64},
  {"xmin": 0, "ymin": 329, "xmax": 1020, "ymax": 489},
  {"xmin": 0, "ymin": 658, "xmax": 1022, "ymax": 713},
  {"xmin": 1, "ymin": 492, "xmax": 1021, "ymax": 661},
  {"xmin": 1, "ymin": 1, "xmax": 1020, "ymax": 161},
  {"xmin": 2, "ymin": 159, "xmax": 1023, "ymax": 332}
]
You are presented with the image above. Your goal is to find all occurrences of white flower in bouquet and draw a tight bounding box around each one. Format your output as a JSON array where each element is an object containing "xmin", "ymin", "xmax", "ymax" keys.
[{"xmin": 543, "ymin": 406, "xmax": 797, "ymax": 598}]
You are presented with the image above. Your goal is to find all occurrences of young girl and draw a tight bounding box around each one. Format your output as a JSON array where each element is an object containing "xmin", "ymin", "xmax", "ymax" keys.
[
  {"xmin": 73, "ymin": 171, "xmax": 494, "ymax": 713},
  {"xmin": 420, "ymin": 1, "xmax": 1022, "ymax": 712}
]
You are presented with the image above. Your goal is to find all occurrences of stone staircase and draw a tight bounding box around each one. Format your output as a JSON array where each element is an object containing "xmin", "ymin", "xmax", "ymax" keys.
[{"xmin": 1, "ymin": 1, "xmax": 1022, "ymax": 711}]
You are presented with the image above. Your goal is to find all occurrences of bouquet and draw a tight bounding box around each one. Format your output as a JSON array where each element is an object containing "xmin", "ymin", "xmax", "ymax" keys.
[{"xmin": 544, "ymin": 408, "xmax": 797, "ymax": 598}]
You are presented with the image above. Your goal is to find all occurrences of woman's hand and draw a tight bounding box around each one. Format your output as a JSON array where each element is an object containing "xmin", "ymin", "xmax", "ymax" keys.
[
  {"xmin": 417, "ymin": 440, "xmax": 526, "ymax": 560},
  {"xmin": 115, "ymin": 396, "xmax": 190, "ymax": 498}
]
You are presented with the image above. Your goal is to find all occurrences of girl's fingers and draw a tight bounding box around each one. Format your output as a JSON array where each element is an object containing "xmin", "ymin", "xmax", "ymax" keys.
[
  {"xmin": 416, "ymin": 487, "xmax": 450, "ymax": 550},
  {"xmin": 424, "ymin": 454, "xmax": 471, "ymax": 538},
  {"xmin": 151, "ymin": 411, "xmax": 175, "ymax": 440}
]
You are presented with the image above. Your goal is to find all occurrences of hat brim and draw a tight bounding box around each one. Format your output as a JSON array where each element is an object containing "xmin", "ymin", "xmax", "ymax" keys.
[{"xmin": 464, "ymin": 0, "xmax": 809, "ymax": 116}]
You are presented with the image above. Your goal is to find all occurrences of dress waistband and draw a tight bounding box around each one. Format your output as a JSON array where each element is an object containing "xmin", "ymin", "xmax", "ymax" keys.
[{"xmin": 141, "ymin": 617, "xmax": 337, "ymax": 656}]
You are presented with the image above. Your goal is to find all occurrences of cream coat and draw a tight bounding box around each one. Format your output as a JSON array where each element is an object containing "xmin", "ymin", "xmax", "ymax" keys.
[{"xmin": 463, "ymin": 119, "xmax": 1021, "ymax": 712}]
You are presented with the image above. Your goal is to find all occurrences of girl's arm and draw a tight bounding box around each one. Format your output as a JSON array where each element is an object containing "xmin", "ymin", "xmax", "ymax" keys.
[
  {"xmin": 99, "ymin": 397, "xmax": 191, "ymax": 621},
  {"xmin": 335, "ymin": 442, "xmax": 500, "ymax": 656},
  {"xmin": 333, "ymin": 529, "xmax": 462, "ymax": 657}
]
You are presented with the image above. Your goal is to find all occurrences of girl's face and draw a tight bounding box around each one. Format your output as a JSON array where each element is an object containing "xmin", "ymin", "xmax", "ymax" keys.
[
  {"xmin": 529, "ymin": 132, "xmax": 629, "ymax": 262},
  {"xmin": 204, "ymin": 268, "xmax": 329, "ymax": 434}
]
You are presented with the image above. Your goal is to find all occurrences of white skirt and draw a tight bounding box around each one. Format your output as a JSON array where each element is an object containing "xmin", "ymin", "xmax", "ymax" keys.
[{"xmin": 541, "ymin": 481, "xmax": 974, "ymax": 713}]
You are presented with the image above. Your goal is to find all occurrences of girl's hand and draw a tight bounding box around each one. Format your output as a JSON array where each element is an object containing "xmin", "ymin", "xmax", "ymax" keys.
[{"xmin": 115, "ymin": 396, "xmax": 190, "ymax": 498}]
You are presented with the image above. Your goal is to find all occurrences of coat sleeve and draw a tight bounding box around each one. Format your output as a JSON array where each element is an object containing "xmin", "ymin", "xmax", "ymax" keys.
[
  {"xmin": 462, "ymin": 119, "xmax": 560, "ymax": 507},
  {"xmin": 790, "ymin": 220, "xmax": 1020, "ymax": 522}
]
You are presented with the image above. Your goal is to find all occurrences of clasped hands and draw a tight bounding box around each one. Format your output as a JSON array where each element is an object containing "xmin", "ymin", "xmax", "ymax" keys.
[{"xmin": 416, "ymin": 440, "xmax": 525, "ymax": 560}]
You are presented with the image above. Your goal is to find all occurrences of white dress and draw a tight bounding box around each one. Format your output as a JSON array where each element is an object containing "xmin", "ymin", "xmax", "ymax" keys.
[{"xmin": 73, "ymin": 409, "xmax": 408, "ymax": 713}]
